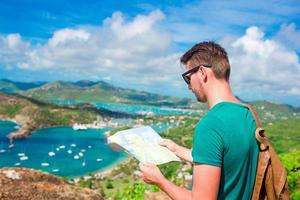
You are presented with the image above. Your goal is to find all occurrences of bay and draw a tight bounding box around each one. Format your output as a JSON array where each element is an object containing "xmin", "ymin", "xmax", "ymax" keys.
[{"xmin": 0, "ymin": 120, "xmax": 126, "ymax": 178}]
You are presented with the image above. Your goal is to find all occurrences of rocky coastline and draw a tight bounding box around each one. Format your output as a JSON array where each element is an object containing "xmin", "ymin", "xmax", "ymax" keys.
[{"xmin": 0, "ymin": 167, "xmax": 104, "ymax": 200}]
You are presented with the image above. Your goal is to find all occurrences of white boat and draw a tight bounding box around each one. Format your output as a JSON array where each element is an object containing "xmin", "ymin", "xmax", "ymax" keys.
[
  {"xmin": 80, "ymin": 149, "xmax": 86, "ymax": 152},
  {"xmin": 82, "ymin": 160, "xmax": 86, "ymax": 167},
  {"xmin": 73, "ymin": 123, "xmax": 88, "ymax": 131},
  {"xmin": 0, "ymin": 149, "xmax": 6, "ymax": 153},
  {"xmin": 137, "ymin": 111, "xmax": 154, "ymax": 116},
  {"xmin": 41, "ymin": 163, "xmax": 50, "ymax": 166},
  {"xmin": 18, "ymin": 153, "xmax": 25, "ymax": 157},
  {"xmin": 89, "ymin": 122, "xmax": 107, "ymax": 129},
  {"xmin": 8, "ymin": 144, "xmax": 14, "ymax": 148},
  {"xmin": 20, "ymin": 156, "xmax": 28, "ymax": 160},
  {"xmin": 74, "ymin": 155, "xmax": 79, "ymax": 160},
  {"xmin": 67, "ymin": 150, "xmax": 72, "ymax": 154},
  {"xmin": 14, "ymin": 162, "xmax": 21, "ymax": 166},
  {"xmin": 59, "ymin": 145, "xmax": 66, "ymax": 149},
  {"xmin": 52, "ymin": 169, "xmax": 60, "ymax": 172},
  {"xmin": 96, "ymin": 158, "xmax": 103, "ymax": 162},
  {"xmin": 56, "ymin": 148, "xmax": 60, "ymax": 151},
  {"xmin": 79, "ymin": 152, "xmax": 84, "ymax": 157},
  {"xmin": 48, "ymin": 152, "xmax": 56, "ymax": 156},
  {"xmin": 70, "ymin": 144, "xmax": 76, "ymax": 147},
  {"xmin": 88, "ymin": 145, "xmax": 92, "ymax": 149}
]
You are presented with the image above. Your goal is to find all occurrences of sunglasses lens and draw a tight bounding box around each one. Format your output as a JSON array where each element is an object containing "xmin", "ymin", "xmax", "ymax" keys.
[{"xmin": 184, "ymin": 76, "xmax": 190, "ymax": 84}]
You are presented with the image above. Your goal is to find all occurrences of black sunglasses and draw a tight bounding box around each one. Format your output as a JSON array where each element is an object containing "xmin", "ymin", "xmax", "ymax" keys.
[{"xmin": 182, "ymin": 64, "xmax": 212, "ymax": 85}]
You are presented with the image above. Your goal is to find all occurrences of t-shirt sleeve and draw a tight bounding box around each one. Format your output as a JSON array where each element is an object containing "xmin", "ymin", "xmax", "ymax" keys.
[{"xmin": 192, "ymin": 118, "xmax": 224, "ymax": 167}]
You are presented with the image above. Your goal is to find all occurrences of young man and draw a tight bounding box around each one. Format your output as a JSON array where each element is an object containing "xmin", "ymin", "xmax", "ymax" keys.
[{"xmin": 139, "ymin": 41, "xmax": 259, "ymax": 200}]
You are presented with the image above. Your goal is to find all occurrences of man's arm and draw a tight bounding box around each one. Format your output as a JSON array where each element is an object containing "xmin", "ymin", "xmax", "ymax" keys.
[
  {"xmin": 139, "ymin": 163, "xmax": 221, "ymax": 200},
  {"xmin": 159, "ymin": 139, "xmax": 192, "ymax": 163},
  {"xmin": 192, "ymin": 163, "xmax": 221, "ymax": 200}
]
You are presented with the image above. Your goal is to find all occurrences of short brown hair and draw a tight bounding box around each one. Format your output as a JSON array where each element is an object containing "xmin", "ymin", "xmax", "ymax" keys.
[{"xmin": 180, "ymin": 41, "xmax": 231, "ymax": 81}]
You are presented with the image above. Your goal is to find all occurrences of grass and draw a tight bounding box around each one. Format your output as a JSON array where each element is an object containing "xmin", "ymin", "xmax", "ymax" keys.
[
  {"xmin": 263, "ymin": 119, "xmax": 300, "ymax": 154},
  {"xmin": 0, "ymin": 104, "xmax": 22, "ymax": 118}
]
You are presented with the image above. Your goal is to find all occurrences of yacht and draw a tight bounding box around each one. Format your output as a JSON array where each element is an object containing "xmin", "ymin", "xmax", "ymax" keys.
[
  {"xmin": 20, "ymin": 156, "xmax": 28, "ymax": 160},
  {"xmin": 72, "ymin": 123, "xmax": 88, "ymax": 131},
  {"xmin": 41, "ymin": 163, "xmax": 50, "ymax": 166}
]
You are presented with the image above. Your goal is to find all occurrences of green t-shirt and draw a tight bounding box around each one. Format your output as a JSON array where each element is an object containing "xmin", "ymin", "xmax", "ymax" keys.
[{"xmin": 192, "ymin": 102, "xmax": 259, "ymax": 200}]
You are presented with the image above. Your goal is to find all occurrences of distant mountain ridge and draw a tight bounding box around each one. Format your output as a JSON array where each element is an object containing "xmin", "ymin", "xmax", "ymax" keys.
[
  {"xmin": 10, "ymin": 80, "xmax": 191, "ymax": 106},
  {"xmin": 0, "ymin": 79, "xmax": 181, "ymax": 106},
  {"xmin": 1, "ymin": 79, "xmax": 299, "ymax": 109},
  {"xmin": 0, "ymin": 79, "xmax": 46, "ymax": 93}
]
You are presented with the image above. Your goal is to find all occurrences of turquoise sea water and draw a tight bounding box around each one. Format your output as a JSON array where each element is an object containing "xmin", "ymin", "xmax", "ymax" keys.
[
  {"xmin": 48, "ymin": 98, "xmax": 82, "ymax": 105},
  {"xmin": 0, "ymin": 120, "xmax": 126, "ymax": 178},
  {"xmin": 95, "ymin": 102, "xmax": 195, "ymax": 115},
  {"xmin": 0, "ymin": 120, "xmax": 173, "ymax": 177},
  {"xmin": 48, "ymin": 99, "xmax": 197, "ymax": 115}
]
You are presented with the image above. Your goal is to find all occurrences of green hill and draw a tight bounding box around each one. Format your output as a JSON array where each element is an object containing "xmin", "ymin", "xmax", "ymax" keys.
[
  {"xmin": 0, "ymin": 93, "xmax": 135, "ymax": 139},
  {"xmin": 251, "ymin": 100, "xmax": 300, "ymax": 122},
  {"xmin": 22, "ymin": 80, "xmax": 191, "ymax": 106},
  {"xmin": 0, "ymin": 79, "xmax": 46, "ymax": 93}
]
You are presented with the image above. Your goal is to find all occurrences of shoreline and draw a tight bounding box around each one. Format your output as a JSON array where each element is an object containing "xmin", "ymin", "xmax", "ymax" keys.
[
  {"xmin": 65, "ymin": 155, "xmax": 131, "ymax": 180},
  {"xmin": 0, "ymin": 118, "xmax": 22, "ymax": 126},
  {"xmin": 0, "ymin": 116, "xmax": 122, "ymax": 141}
]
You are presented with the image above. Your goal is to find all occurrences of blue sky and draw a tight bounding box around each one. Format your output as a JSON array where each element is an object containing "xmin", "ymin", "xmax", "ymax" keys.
[{"xmin": 0, "ymin": 0, "xmax": 300, "ymax": 106}]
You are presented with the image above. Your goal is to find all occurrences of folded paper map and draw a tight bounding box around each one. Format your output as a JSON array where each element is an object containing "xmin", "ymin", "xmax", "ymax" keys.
[{"xmin": 107, "ymin": 126, "xmax": 180, "ymax": 165}]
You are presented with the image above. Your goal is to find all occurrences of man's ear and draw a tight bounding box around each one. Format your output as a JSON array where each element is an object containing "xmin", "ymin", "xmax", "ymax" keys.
[{"xmin": 198, "ymin": 67, "xmax": 207, "ymax": 82}]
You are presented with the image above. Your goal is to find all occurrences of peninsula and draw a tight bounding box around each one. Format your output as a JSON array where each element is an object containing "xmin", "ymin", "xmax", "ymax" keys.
[{"xmin": 0, "ymin": 93, "xmax": 134, "ymax": 141}]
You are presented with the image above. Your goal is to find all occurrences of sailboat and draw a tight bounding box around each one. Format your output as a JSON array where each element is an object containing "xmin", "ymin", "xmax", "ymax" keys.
[
  {"xmin": 41, "ymin": 162, "xmax": 50, "ymax": 167},
  {"xmin": 8, "ymin": 138, "xmax": 14, "ymax": 148},
  {"xmin": 51, "ymin": 159, "xmax": 60, "ymax": 173}
]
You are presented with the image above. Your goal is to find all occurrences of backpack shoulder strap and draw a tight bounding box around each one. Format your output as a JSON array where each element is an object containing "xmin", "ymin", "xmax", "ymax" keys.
[
  {"xmin": 240, "ymin": 103, "xmax": 271, "ymax": 200},
  {"xmin": 240, "ymin": 103, "xmax": 269, "ymax": 147},
  {"xmin": 240, "ymin": 103, "xmax": 262, "ymax": 128}
]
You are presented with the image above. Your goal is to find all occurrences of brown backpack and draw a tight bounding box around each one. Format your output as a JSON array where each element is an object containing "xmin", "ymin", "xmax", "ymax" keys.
[{"xmin": 243, "ymin": 104, "xmax": 290, "ymax": 200}]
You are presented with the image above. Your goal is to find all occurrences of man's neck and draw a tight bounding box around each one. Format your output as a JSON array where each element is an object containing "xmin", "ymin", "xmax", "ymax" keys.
[{"xmin": 206, "ymin": 80, "xmax": 241, "ymax": 110}]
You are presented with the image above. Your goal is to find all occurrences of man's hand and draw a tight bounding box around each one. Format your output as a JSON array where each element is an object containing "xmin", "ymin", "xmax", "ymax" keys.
[
  {"xmin": 139, "ymin": 163, "xmax": 165, "ymax": 185},
  {"xmin": 159, "ymin": 139, "xmax": 178, "ymax": 152},
  {"xmin": 159, "ymin": 139, "xmax": 192, "ymax": 163},
  {"xmin": 139, "ymin": 163, "xmax": 193, "ymax": 200}
]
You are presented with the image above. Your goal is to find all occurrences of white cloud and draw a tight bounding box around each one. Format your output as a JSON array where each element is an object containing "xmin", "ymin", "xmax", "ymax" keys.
[
  {"xmin": 274, "ymin": 23, "xmax": 300, "ymax": 52},
  {"xmin": 0, "ymin": 33, "xmax": 30, "ymax": 69},
  {"xmin": 49, "ymin": 28, "xmax": 90, "ymax": 47},
  {"xmin": 222, "ymin": 26, "xmax": 300, "ymax": 96},
  {"xmin": 0, "ymin": 10, "xmax": 184, "ymax": 88}
]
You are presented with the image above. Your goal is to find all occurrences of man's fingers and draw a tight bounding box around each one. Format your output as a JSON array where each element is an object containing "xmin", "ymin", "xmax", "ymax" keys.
[
  {"xmin": 139, "ymin": 163, "xmax": 146, "ymax": 170},
  {"xmin": 159, "ymin": 139, "xmax": 169, "ymax": 146},
  {"xmin": 144, "ymin": 162, "xmax": 156, "ymax": 167}
]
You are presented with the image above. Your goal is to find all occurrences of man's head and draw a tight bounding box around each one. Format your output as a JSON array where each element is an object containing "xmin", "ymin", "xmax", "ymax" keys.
[{"xmin": 180, "ymin": 41, "xmax": 231, "ymax": 102}]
